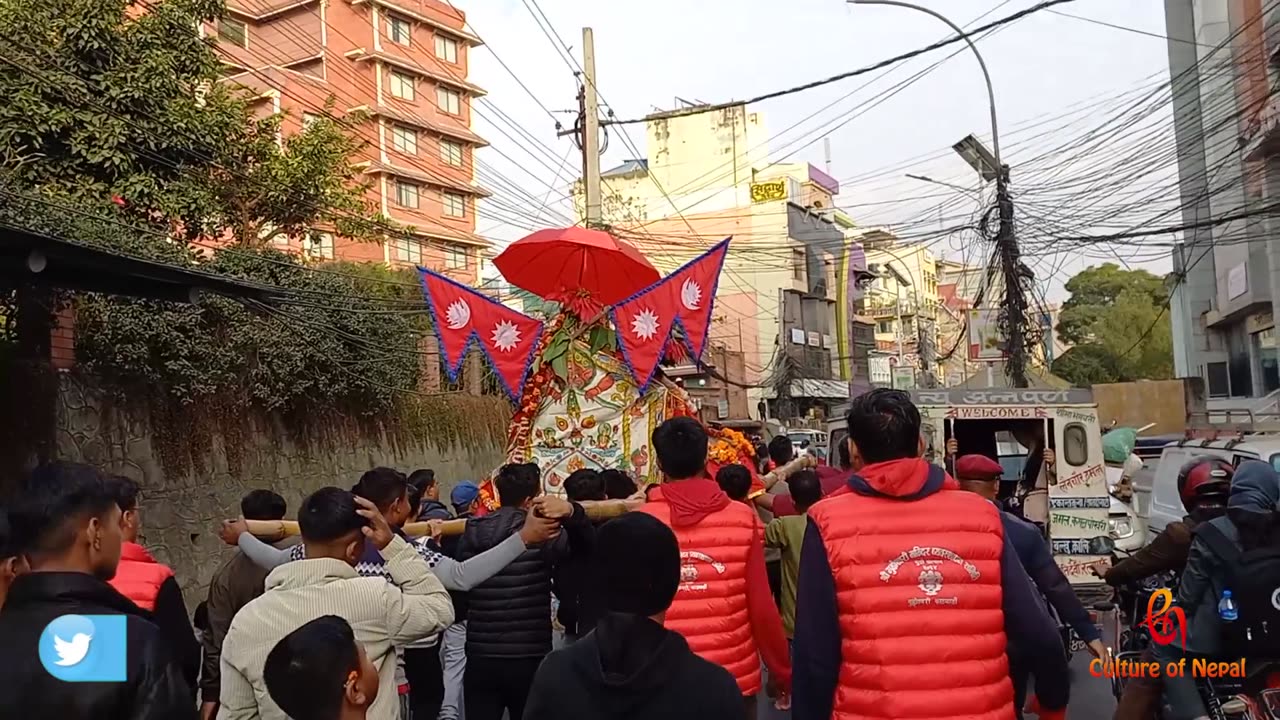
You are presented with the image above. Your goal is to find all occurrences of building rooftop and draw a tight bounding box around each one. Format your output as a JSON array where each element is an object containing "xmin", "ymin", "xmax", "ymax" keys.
[{"xmin": 602, "ymin": 159, "xmax": 648, "ymax": 178}]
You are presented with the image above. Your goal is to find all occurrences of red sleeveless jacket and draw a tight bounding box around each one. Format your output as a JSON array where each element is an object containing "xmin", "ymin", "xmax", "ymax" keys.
[
  {"xmin": 639, "ymin": 485, "xmax": 763, "ymax": 695},
  {"xmin": 806, "ymin": 459, "xmax": 1014, "ymax": 720},
  {"xmin": 109, "ymin": 542, "xmax": 173, "ymax": 612}
]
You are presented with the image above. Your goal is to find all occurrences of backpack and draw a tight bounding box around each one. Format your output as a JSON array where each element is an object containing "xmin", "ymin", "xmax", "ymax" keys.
[{"xmin": 1195, "ymin": 521, "xmax": 1280, "ymax": 657}]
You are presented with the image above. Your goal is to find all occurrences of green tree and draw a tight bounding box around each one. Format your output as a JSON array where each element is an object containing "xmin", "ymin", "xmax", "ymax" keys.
[{"xmin": 1051, "ymin": 265, "xmax": 1174, "ymax": 385}]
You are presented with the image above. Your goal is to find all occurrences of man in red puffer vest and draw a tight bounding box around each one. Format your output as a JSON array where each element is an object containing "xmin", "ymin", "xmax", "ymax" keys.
[
  {"xmin": 106, "ymin": 475, "xmax": 201, "ymax": 692},
  {"xmin": 792, "ymin": 389, "xmax": 1069, "ymax": 720},
  {"xmin": 640, "ymin": 417, "xmax": 791, "ymax": 718}
]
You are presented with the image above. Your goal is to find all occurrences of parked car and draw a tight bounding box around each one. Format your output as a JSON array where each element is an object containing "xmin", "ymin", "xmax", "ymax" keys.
[{"xmin": 1144, "ymin": 436, "xmax": 1280, "ymax": 535}]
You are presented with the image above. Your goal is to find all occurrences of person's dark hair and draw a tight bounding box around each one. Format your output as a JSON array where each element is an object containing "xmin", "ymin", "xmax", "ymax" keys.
[
  {"xmin": 408, "ymin": 469, "xmax": 436, "ymax": 491},
  {"xmin": 845, "ymin": 388, "xmax": 921, "ymax": 464},
  {"xmin": 108, "ymin": 475, "xmax": 140, "ymax": 513},
  {"xmin": 600, "ymin": 469, "xmax": 637, "ymax": 500},
  {"xmin": 836, "ymin": 436, "xmax": 852, "ymax": 470},
  {"xmin": 594, "ymin": 512, "xmax": 680, "ymax": 616},
  {"xmin": 564, "ymin": 469, "xmax": 605, "ymax": 502},
  {"xmin": 264, "ymin": 615, "xmax": 361, "ymax": 720},
  {"xmin": 298, "ymin": 487, "xmax": 366, "ymax": 543},
  {"xmin": 787, "ymin": 469, "xmax": 822, "ymax": 511},
  {"xmin": 351, "ymin": 467, "xmax": 408, "ymax": 513},
  {"xmin": 495, "ymin": 463, "xmax": 541, "ymax": 507},
  {"xmin": 767, "ymin": 435, "xmax": 794, "ymax": 465},
  {"xmin": 194, "ymin": 601, "xmax": 210, "ymax": 632},
  {"xmin": 241, "ymin": 490, "xmax": 287, "ymax": 521},
  {"xmin": 652, "ymin": 417, "xmax": 708, "ymax": 480},
  {"xmin": 8, "ymin": 462, "xmax": 118, "ymax": 557},
  {"xmin": 715, "ymin": 464, "xmax": 752, "ymax": 501}
]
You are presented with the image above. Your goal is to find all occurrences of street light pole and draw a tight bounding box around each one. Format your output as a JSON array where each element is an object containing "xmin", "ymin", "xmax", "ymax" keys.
[{"xmin": 853, "ymin": 0, "xmax": 1028, "ymax": 387}]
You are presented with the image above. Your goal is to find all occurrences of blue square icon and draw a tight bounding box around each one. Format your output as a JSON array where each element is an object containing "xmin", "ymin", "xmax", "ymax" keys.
[{"xmin": 38, "ymin": 614, "xmax": 127, "ymax": 682}]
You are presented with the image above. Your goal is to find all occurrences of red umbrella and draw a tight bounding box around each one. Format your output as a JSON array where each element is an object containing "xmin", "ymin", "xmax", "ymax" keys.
[{"xmin": 494, "ymin": 227, "xmax": 660, "ymax": 316}]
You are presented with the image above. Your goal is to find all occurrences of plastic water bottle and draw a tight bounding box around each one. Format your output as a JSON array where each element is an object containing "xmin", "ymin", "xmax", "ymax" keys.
[{"xmin": 1218, "ymin": 590, "xmax": 1239, "ymax": 622}]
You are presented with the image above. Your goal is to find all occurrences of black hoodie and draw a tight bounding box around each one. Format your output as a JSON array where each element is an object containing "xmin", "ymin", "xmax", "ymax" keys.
[{"xmin": 523, "ymin": 613, "xmax": 743, "ymax": 720}]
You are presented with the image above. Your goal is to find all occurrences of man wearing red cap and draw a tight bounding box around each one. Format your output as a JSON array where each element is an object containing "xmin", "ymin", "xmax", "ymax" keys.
[{"xmin": 953, "ymin": 452, "xmax": 1102, "ymax": 719}]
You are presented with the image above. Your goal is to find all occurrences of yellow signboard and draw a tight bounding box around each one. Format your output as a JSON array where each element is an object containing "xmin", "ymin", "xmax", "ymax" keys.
[{"xmin": 750, "ymin": 179, "xmax": 787, "ymax": 204}]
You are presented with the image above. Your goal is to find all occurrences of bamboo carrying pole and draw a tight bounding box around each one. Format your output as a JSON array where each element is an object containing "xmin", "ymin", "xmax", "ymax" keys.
[{"xmin": 241, "ymin": 455, "xmax": 817, "ymax": 540}]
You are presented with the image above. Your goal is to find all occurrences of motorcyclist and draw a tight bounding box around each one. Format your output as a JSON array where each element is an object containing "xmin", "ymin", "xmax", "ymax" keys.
[
  {"xmin": 1154, "ymin": 460, "xmax": 1280, "ymax": 720},
  {"xmin": 1094, "ymin": 455, "xmax": 1231, "ymax": 720}
]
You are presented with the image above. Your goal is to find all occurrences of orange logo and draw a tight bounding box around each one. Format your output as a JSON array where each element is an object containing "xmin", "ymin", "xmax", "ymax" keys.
[{"xmin": 1142, "ymin": 588, "xmax": 1187, "ymax": 648}]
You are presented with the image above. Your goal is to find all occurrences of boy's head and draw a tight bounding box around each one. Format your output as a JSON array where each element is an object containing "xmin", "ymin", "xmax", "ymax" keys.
[
  {"xmin": 450, "ymin": 482, "xmax": 481, "ymax": 516},
  {"xmin": 594, "ymin": 512, "xmax": 680, "ymax": 623},
  {"xmin": 108, "ymin": 475, "xmax": 141, "ymax": 544},
  {"xmin": 767, "ymin": 435, "xmax": 794, "ymax": 466},
  {"xmin": 652, "ymin": 417, "xmax": 708, "ymax": 481},
  {"xmin": 495, "ymin": 463, "xmax": 541, "ymax": 509},
  {"xmin": 786, "ymin": 469, "xmax": 822, "ymax": 511},
  {"xmin": 715, "ymin": 464, "xmax": 753, "ymax": 502},
  {"xmin": 845, "ymin": 389, "xmax": 923, "ymax": 468},
  {"xmin": 298, "ymin": 488, "xmax": 368, "ymax": 566},
  {"xmin": 408, "ymin": 469, "xmax": 438, "ymax": 502},
  {"xmin": 600, "ymin": 469, "xmax": 637, "ymax": 500},
  {"xmin": 9, "ymin": 462, "xmax": 123, "ymax": 580},
  {"xmin": 351, "ymin": 467, "xmax": 410, "ymax": 528},
  {"xmin": 955, "ymin": 454, "xmax": 1004, "ymax": 501},
  {"xmin": 264, "ymin": 615, "xmax": 378, "ymax": 720},
  {"xmin": 241, "ymin": 490, "xmax": 287, "ymax": 521},
  {"xmin": 564, "ymin": 469, "xmax": 605, "ymax": 502}
]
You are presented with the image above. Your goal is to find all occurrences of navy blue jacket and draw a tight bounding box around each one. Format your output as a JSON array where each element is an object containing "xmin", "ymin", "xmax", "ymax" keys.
[
  {"xmin": 792, "ymin": 471, "xmax": 1070, "ymax": 720},
  {"xmin": 1001, "ymin": 508, "xmax": 1100, "ymax": 643}
]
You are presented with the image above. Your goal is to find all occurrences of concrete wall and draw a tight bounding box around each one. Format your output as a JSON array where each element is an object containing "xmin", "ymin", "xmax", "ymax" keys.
[
  {"xmin": 1094, "ymin": 379, "xmax": 1195, "ymax": 435},
  {"xmin": 53, "ymin": 378, "xmax": 509, "ymax": 605}
]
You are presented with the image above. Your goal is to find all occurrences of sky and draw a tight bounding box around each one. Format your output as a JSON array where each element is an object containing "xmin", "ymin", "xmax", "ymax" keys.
[{"xmin": 456, "ymin": 0, "xmax": 1181, "ymax": 301}]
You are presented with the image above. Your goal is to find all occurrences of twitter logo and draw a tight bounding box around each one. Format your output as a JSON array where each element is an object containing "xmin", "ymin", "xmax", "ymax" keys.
[{"xmin": 39, "ymin": 615, "xmax": 127, "ymax": 682}]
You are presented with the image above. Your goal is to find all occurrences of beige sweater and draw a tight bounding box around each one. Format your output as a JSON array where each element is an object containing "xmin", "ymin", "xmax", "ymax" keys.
[{"xmin": 217, "ymin": 535, "xmax": 454, "ymax": 720}]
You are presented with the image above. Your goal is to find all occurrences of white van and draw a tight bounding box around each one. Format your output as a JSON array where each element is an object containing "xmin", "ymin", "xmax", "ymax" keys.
[{"xmin": 1145, "ymin": 436, "xmax": 1280, "ymax": 535}]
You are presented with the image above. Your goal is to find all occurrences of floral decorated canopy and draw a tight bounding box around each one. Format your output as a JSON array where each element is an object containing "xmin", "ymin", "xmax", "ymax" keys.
[{"xmin": 418, "ymin": 233, "xmax": 755, "ymax": 504}]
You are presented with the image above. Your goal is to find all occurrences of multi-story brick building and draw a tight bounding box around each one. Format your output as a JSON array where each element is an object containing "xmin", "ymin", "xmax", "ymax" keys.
[{"xmin": 205, "ymin": 0, "xmax": 490, "ymax": 283}]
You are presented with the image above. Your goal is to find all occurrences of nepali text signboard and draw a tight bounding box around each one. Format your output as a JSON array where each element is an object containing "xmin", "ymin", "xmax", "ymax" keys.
[{"xmin": 750, "ymin": 179, "xmax": 788, "ymax": 204}]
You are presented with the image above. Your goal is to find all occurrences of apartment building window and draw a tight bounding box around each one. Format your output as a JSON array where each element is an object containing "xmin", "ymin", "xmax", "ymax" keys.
[
  {"xmin": 791, "ymin": 249, "xmax": 806, "ymax": 282},
  {"xmin": 303, "ymin": 232, "xmax": 334, "ymax": 260},
  {"xmin": 301, "ymin": 112, "xmax": 321, "ymax": 128},
  {"xmin": 436, "ymin": 87, "xmax": 461, "ymax": 115},
  {"xmin": 389, "ymin": 70, "xmax": 415, "ymax": 101},
  {"xmin": 877, "ymin": 320, "xmax": 893, "ymax": 334},
  {"xmin": 391, "ymin": 125, "xmax": 417, "ymax": 155},
  {"xmin": 396, "ymin": 181, "xmax": 420, "ymax": 208},
  {"xmin": 445, "ymin": 244, "xmax": 469, "ymax": 269},
  {"xmin": 217, "ymin": 18, "xmax": 248, "ymax": 48},
  {"xmin": 439, "ymin": 139, "xmax": 463, "ymax": 166},
  {"xmin": 442, "ymin": 191, "xmax": 465, "ymax": 217},
  {"xmin": 387, "ymin": 15, "xmax": 412, "ymax": 46},
  {"xmin": 435, "ymin": 35, "xmax": 459, "ymax": 63},
  {"xmin": 394, "ymin": 238, "xmax": 423, "ymax": 264}
]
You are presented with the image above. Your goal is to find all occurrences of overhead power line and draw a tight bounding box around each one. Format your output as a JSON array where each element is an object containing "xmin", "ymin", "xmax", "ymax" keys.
[{"xmin": 600, "ymin": 0, "xmax": 1082, "ymax": 127}]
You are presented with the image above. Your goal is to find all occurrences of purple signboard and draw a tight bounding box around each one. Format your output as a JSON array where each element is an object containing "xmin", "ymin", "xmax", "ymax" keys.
[{"xmin": 808, "ymin": 164, "xmax": 840, "ymax": 196}]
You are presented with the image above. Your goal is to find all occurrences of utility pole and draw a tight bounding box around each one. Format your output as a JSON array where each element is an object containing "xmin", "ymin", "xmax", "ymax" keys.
[
  {"xmin": 853, "ymin": 0, "xmax": 1030, "ymax": 388},
  {"xmin": 581, "ymin": 28, "xmax": 602, "ymax": 227},
  {"xmin": 558, "ymin": 28, "xmax": 603, "ymax": 226}
]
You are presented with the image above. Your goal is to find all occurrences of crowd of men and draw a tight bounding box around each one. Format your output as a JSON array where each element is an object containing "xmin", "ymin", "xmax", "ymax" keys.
[{"xmin": 12, "ymin": 387, "xmax": 1278, "ymax": 720}]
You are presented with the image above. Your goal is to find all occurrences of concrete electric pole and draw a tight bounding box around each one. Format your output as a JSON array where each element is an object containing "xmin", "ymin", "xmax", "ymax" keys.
[{"xmin": 581, "ymin": 28, "xmax": 602, "ymax": 227}]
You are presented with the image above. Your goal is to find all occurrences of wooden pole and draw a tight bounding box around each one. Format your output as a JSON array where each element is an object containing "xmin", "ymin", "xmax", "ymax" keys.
[{"xmin": 241, "ymin": 456, "xmax": 817, "ymax": 540}]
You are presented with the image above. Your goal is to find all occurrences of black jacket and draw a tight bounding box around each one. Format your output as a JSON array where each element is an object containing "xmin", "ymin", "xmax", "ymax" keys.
[
  {"xmin": 553, "ymin": 518, "xmax": 608, "ymax": 636},
  {"xmin": 418, "ymin": 499, "xmax": 453, "ymax": 522},
  {"xmin": 524, "ymin": 613, "xmax": 743, "ymax": 720},
  {"xmin": 0, "ymin": 571, "xmax": 194, "ymax": 720},
  {"xmin": 457, "ymin": 503, "xmax": 591, "ymax": 659}
]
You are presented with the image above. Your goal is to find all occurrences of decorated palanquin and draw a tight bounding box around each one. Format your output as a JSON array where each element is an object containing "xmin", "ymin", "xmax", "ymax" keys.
[{"xmin": 416, "ymin": 233, "xmax": 762, "ymax": 509}]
